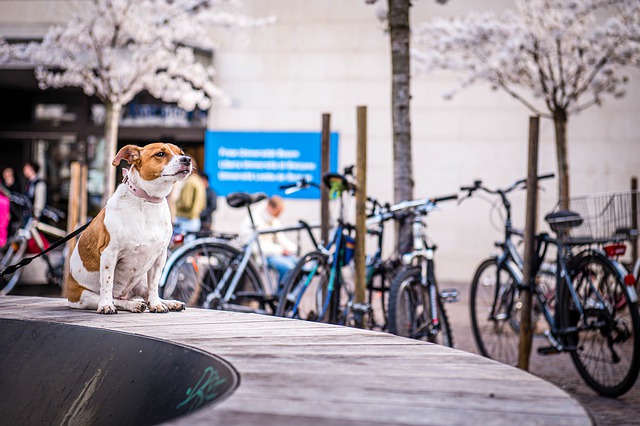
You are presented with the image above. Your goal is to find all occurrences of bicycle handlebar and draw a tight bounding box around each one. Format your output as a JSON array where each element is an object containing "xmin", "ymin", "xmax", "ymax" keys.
[
  {"xmin": 431, "ymin": 194, "xmax": 458, "ymax": 204},
  {"xmin": 537, "ymin": 173, "xmax": 555, "ymax": 181},
  {"xmin": 460, "ymin": 173, "xmax": 555, "ymax": 196},
  {"xmin": 279, "ymin": 177, "xmax": 321, "ymax": 195},
  {"xmin": 389, "ymin": 193, "xmax": 458, "ymax": 213}
]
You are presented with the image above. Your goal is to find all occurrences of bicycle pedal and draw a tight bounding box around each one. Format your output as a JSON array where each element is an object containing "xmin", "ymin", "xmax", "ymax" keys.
[
  {"xmin": 352, "ymin": 301, "xmax": 369, "ymax": 310},
  {"xmin": 440, "ymin": 288, "xmax": 459, "ymax": 303},
  {"xmin": 537, "ymin": 346, "xmax": 562, "ymax": 356}
]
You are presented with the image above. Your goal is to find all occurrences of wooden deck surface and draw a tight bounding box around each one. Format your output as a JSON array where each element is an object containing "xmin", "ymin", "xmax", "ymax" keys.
[{"xmin": 0, "ymin": 296, "xmax": 592, "ymax": 425}]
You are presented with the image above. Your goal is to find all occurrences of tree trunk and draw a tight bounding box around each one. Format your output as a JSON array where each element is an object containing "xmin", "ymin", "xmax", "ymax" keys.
[
  {"xmin": 102, "ymin": 102, "xmax": 121, "ymax": 207},
  {"xmin": 553, "ymin": 109, "xmax": 570, "ymax": 209},
  {"xmin": 388, "ymin": 0, "xmax": 414, "ymax": 253}
]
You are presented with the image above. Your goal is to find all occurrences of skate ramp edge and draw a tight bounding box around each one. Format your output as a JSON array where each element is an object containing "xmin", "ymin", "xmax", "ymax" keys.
[{"xmin": 0, "ymin": 318, "xmax": 239, "ymax": 425}]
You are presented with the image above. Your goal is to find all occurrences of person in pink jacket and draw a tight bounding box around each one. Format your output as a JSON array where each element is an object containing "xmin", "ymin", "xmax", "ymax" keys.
[{"xmin": 0, "ymin": 187, "xmax": 11, "ymax": 247}]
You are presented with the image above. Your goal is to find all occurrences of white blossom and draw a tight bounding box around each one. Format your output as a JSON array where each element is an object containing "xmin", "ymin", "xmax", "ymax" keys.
[
  {"xmin": 413, "ymin": 0, "xmax": 640, "ymax": 203},
  {"xmin": 413, "ymin": 0, "xmax": 640, "ymax": 116},
  {"xmin": 3, "ymin": 0, "xmax": 274, "ymax": 203},
  {"xmin": 8, "ymin": 0, "xmax": 273, "ymax": 109}
]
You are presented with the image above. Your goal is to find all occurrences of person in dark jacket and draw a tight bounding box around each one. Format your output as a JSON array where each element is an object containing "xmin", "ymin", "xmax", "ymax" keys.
[
  {"xmin": 22, "ymin": 161, "xmax": 47, "ymax": 218},
  {"xmin": 199, "ymin": 172, "xmax": 217, "ymax": 231}
]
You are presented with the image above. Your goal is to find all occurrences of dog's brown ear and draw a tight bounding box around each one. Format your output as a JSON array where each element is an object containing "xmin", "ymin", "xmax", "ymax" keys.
[{"xmin": 112, "ymin": 145, "xmax": 141, "ymax": 166}]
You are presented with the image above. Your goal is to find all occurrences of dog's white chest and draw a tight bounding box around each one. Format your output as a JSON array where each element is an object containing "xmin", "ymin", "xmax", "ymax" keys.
[{"xmin": 107, "ymin": 198, "xmax": 172, "ymax": 258}]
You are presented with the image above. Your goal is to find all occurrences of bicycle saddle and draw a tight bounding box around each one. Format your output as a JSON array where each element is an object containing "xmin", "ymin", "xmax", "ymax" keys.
[
  {"xmin": 545, "ymin": 210, "xmax": 583, "ymax": 233},
  {"xmin": 226, "ymin": 192, "xmax": 268, "ymax": 209}
]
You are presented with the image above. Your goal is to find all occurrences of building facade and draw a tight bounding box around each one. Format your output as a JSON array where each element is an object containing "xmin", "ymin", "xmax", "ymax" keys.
[{"xmin": 1, "ymin": 0, "xmax": 639, "ymax": 281}]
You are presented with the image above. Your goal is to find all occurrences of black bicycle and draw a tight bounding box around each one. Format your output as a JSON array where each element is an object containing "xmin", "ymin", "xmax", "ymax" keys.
[
  {"xmin": 386, "ymin": 194, "xmax": 459, "ymax": 346},
  {"xmin": 276, "ymin": 170, "xmax": 357, "ymax": 325},
  {"xmin": 460, "ymin": 175, "xmax": 556, "ymax": 363},
  {"xmin": 358, "ymin": 197, "xmax": 403, "ymax": 331},
  {"xmin": 467, "ymin": 186, "xmax": 640, "ymax": 397}
]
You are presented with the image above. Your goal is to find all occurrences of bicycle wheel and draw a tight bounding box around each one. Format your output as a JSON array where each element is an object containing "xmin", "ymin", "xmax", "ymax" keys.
[
  {"xmin": 161, "ymin": 242, "xmax": 267, "ymax": 313},
  {"xmin": 561, "ymin": 253, "xmax": 640, "ymax": 397},
  {"xmin": 277, "ymin": 251, "xmax": 328, "ymax": 321},
  {"xmin": 0, "ymin": 238, "xmax": 28, "ymax": 296},
  {"xmin": 388, "ymin": 266, "xmax": 453, "ymax": 346},
  {"xmin": 469, "ymin": 258, "xmax": 521, "ymax": 365},
  {"xmin": 364, "ymin": 259, "xmax": 398, "ymax": 331}
]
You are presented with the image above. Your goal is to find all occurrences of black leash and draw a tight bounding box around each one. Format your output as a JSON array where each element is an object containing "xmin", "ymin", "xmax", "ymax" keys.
[{"xmin": 0, "ymin": 220, "xmax": 92, "ymax": 278}]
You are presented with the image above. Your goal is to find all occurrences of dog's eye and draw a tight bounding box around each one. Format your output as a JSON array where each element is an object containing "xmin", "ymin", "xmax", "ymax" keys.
[{"xmin": 155, "ymin": 152, "xmax": 165, "ymax": 158}]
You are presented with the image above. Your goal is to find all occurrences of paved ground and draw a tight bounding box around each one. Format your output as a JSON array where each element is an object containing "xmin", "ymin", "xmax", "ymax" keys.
[{"xmin": 445, "ymin": 279, "xmax": 640, "ymax": 426}]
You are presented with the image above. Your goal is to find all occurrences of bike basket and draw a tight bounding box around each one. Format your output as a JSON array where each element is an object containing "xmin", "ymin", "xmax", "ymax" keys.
[
  {"xmin": 546, "ymin": 190, "xmax": 639, "ymax": 244},
  {"xmin": 342, "ymin": 235, "xmax": 355, "ymax": 264}
]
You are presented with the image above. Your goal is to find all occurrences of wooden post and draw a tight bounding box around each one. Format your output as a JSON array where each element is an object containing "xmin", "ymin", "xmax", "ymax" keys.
[
  {"xmin": 518, "ymin": 116, "xmax": 540, "ymax": 371},
  {"xmin": 80, "ymin": 164, "xmax": 88, "ymax": 224},
  {"xmin": 321, "ymin": 114, "xmax": 331, "ymax": 246},
  {"xmin": 355, "ymin": 106, "xmax": 367, "ymax": 305},
  {"xmin": 632, "ymin": 176, "xmax": 638, "ymax": 266},
  {"xmin": 63, "ymin": 162, "xmax": 82, "ymax": 296}
]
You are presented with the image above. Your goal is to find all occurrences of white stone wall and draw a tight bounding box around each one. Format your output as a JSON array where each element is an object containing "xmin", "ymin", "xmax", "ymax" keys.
[
  {"xmin": 207, "ymin": 0, "xmax": 640, "ymax": 282},
  {"xmin": 2, "ymin": 0, "xmax": 639, "ymax": 283}
]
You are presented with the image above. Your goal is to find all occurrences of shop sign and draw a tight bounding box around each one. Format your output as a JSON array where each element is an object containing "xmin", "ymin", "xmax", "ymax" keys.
[{"xmin": 204, "ymin": 131, "xmax": 339, "ymax": 199}]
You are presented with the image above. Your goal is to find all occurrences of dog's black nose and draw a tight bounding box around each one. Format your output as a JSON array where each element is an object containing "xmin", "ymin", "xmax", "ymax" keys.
[{"xmin": 180, "ymin": 156, "xmax": 192, "ymax": 165}]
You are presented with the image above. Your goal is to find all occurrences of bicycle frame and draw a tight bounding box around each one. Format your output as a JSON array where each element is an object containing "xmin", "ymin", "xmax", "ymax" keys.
[
  {"xmin": 492, "ymin": 231, "xmax": 638, "ymax": 351},
  {"xmin": 161, "ymin": 222, "xmax": 319, "ymax": 310},
  {"xmin": 289, "ymin": 172, "xmax": 355, "ymax": 324},
  {"xmin": 400, "ymin": 211, "xmax": 441, "ymax": 335}
]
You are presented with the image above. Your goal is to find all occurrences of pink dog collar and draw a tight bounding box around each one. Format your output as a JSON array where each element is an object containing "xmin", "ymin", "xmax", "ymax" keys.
[{"xmin": 123, "ymin": 174, "xmax": 163, "ymax": 204}]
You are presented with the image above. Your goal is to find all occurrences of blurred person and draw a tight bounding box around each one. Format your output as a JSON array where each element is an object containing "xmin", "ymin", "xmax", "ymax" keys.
[
  {"xmin": 173, "ymin": 158, "xmax": 206, "ymax": 234},
  {"xmin": 23, "ymin": 161, "xmax": 47, "ymax": 218},
  {"xmin": 0, "ymin": 183, "xmax": 10, "ymax": 247},
  {"xmin": 2, "ymin": 167, "xmax": 19, "ymax": 193},
  {"xmin": 198, "ymin": 172, "xmax": 217, "ymax": 231},
  {"xmin": 243, "ymin": 195, "xmax": 298, "ymax": 289},
  {"xmin": 1, "ymin": 166, "xmax": 22, "ymax": 237}
]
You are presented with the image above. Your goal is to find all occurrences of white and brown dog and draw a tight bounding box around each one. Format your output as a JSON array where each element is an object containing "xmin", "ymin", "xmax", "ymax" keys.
[{"xmin": 67, "ymin": 142, "xmax": 190, "ymax": 314}]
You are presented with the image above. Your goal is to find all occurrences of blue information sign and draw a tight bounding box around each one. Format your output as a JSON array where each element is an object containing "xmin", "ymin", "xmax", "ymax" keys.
[{"xmin": 204, "ymin": 131, "xmax": 339, "ymax": 199}]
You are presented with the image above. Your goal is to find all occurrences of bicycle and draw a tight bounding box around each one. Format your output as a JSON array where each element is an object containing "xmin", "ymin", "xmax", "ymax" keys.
[
  {"xmin": 460, "ymin": 174, "xmax": 557, "ymax": 359},
  {"xmin": 276, "ymin": 169, "xmax": 358, "ymax": 325},
  {"xmin": 0, "ymin": 193, "xmax": 67, "ymax": 296},
  {"xmin": 468, "ymin": 187, "xmax": 640, "ymax": 397},
  {"xmin": 159, "ymin": 192, "xmax": 318, "ymax": 314},
  {"xmin": 386, "ymin": 194, "xmax": 459, "ymax": 346},
  {"xmin": 276, "ymin": 173, "xmax": 399, "ymax": 329},
  {"xmin": 358, "ymin": 197, "xmax": 403, "ymax": 331}
]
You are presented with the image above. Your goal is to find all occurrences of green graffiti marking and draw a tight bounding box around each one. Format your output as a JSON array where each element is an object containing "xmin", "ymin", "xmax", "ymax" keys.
[{"xmin": 177, "ymin": 366, "xmax": 228, "ymax": 413}]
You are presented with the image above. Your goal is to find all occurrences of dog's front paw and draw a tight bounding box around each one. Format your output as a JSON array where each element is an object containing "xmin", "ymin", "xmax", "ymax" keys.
[
  {"xmin": 97, "ymin": 305, "xmax": 117, "ymax": 315},
  {"xmin": 165, "ymin": 300, "xmax": 186, "ymax": 311},
  {"xmin": 130, "ymin": 300, "xmax": 148, "ymax": 313},
  {"xmin": 148, "ymin": 303, "xmax": 169, "ymax": 313}
]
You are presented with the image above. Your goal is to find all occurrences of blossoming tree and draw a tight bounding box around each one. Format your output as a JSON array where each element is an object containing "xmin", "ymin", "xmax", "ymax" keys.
[
  {"xmin": 7, "ymin": 0, "xmax": 272, "ymax": 205},
  {"xmin": 413, "ymin": 0, "xmax": 640, "ymax": 206}
]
